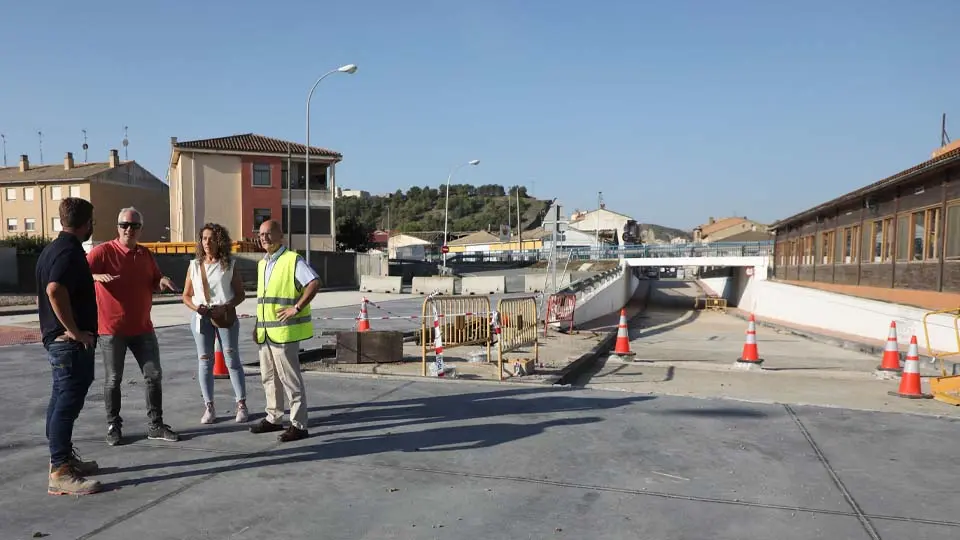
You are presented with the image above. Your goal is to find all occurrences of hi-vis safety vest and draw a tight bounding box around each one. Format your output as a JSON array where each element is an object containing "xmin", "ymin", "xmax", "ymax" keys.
[{"xmin": 255, "ymin": 249, "xmax": 313, "ymax": 344}]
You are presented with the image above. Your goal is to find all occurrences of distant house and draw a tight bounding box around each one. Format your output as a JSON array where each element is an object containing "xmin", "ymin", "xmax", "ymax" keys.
[
  {"xmin": 388, "ymin": 233, "xmax": 431, "ymax": 259},
  {"xmin": 693, "ymin": 216, "xmax": 770, "ymax": 243},
  {"xmin": 568, "ymin": 206, "xmax": 636, "ymax": 245}
]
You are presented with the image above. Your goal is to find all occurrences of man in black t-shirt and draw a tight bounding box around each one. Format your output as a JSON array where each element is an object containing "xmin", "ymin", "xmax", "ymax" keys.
[{"xmin": 36, "ymin": 197, "xmax": 102, "ymax": 496}]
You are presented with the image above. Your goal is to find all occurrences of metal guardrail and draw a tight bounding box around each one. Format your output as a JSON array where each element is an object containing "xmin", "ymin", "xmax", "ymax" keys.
[{"xmin": 428, "ymin": 241, "xmax": 774, "ymax": 263}]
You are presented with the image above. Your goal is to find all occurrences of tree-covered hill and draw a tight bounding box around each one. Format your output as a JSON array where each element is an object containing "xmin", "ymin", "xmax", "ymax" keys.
[{"xmin": 336, "ymin": 184, "xmax": 551, "ymax": 235}]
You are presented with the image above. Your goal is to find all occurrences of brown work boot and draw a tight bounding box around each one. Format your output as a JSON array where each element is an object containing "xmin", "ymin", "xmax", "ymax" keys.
[
  {"xmin": 66, "ymin": 446, "xmax": 100, "ymax": 476},
  {"xmin": 48, "ymin": 464, "xmax": 102, "ymax": 496}
]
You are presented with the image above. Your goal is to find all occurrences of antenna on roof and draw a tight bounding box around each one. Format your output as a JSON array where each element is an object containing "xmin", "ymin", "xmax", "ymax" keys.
[
  {"xmin": 122, "ymin": 126, "xmax": 129, "ymax": 160},
  {"xmin": 1, "ymin": 134, "xmax": 6, "ymax": 167},
  {"xmin": 38, "ymin": 130, "xmax": 43, "ymax": 164},
  {"xmin": 82, "ymin": 129, "xmax": 89, "ymax": 163},
  {"xmin": 942, "ymin": 113, "xmax": 951, "ymax": 147}
]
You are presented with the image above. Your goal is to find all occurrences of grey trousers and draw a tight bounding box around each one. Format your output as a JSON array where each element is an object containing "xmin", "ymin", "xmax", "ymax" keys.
[{"xmin": 99, "ymin": 332, "xmax": 164, "ymax": 427}]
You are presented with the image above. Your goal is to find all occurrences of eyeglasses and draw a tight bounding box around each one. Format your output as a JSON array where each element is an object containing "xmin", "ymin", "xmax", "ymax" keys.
[{"xmin": 118, "ymin": 222, "xmax": 142, "ymax": 230}]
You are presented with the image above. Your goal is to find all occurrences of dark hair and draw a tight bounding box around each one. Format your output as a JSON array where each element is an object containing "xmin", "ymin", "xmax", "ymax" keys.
[
  {"xmin": 59, "ymin": 197, "xmax": 94, "ymax": 229},
  {"xmin": 196, "ymin": 223, "xmax": 233, "ymax": 269}
]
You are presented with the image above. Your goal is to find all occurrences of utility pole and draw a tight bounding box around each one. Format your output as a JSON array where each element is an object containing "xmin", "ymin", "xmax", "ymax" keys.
[
  {"xmin": 516, "ymin": 187, "xmax": 522, "ymax": 253},
  {"xmin": 595, "ymin": 191, "xmax": 603, "ymax": 259},
  {"xmin": 38, "ymin": 131, "xmax": 43, "ymax": 164},
  {"xmin": 1, "ymin": 134, "xmax": 6, "ymax": 167},
  {"xmin": 286, "ymin": 143, "xmax": 292, "ymax": 236},
  {"xmin": 82, "ymin": 130, "xmax": 88, "ymax": 163}
]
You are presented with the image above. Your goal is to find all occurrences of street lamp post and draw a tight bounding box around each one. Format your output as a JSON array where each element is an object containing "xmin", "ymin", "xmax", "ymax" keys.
[
  {"xmin": 305, "ymin": 63, "xmax": 357, "ymax": 266},
  {"xmin": 441, "ymin": 159, "xmax": 480, "ymax": 272}
]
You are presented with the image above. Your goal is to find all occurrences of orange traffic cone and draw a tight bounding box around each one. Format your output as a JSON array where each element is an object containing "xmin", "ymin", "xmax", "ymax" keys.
[
  {"xmin": 611, "ymin": 308, "xmax": 635, "ymax": 357},
  {"xmin": 888, "ymin": 336, "xmax": 932, "ymax": 399},
  {"xmin": 213, "ymin": 335, "xmax": 229, "ymax": 379},
  {"xmin": 357, "ymin": 297, "xmax": 371, "ymax": 332},
  {"xmin": 736, "ymin": 314, "xmax": 764, "ymax": 365},
  {"xmin": 877, "ymin": 321, "xmax": 902, "ymax": 372}
]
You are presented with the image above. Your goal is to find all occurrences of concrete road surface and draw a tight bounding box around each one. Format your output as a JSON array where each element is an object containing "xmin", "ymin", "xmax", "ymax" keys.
[{"xmin": 2, "ymin": 317, "xmax": 959, "ymax": 539}]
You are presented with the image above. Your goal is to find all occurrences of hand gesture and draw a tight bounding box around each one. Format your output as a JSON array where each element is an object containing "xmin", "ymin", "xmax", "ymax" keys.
[
  {"xmin": 93, "ymin": 274, "xmax": 119, "ymax": 283},
  {"xmin": 159, "ymin": 276, "xmax": 180, "ymax": 293},
  {"xmin": 65, "ymin": 330, "xmax": 96, "ymax": 348}
]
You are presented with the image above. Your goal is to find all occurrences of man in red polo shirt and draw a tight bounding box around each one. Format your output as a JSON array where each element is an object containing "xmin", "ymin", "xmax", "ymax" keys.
[{"xmin": 87, "ymin": 206, "xmax": 180, "ymax": 446}]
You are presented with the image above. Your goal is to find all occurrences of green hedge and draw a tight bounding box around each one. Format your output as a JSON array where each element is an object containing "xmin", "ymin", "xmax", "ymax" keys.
[{"xmin": 0, "ymin": 234, "xmax": 51, "ymax": 254}]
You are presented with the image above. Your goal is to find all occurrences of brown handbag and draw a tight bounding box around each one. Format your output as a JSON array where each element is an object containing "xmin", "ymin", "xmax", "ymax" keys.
[{"xmin": 198, "ymin": 260, "xmax": 237, "ymax": 328}]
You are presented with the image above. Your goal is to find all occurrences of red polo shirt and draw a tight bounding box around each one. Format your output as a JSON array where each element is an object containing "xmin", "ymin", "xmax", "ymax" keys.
[{"xmin": 87, "ymin": 240, "xmax": 163, "ymax": 336}]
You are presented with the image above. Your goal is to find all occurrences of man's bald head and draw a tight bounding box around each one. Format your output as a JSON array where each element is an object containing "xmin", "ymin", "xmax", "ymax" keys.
[
  {"xmin": 258, "ymin": 219, "xmax": 284, "ymax": 253},
  {"xmin": 260, "ymin": 219, "xmax": 283, "ymax": 236}
]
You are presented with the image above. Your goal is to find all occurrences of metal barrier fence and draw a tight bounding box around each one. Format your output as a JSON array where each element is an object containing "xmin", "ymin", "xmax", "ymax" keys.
[
  {"xmin": 420, "ymin": 295, "xmax": 492, "ymax": 376},
  {"xmin": 496, "ymin": 296, "xmax": 540, "ymax": 381},
  {"xmin": 921, "ymin": 308, "xmax": 960, "ymax": 405},
  {"xmin": 694, "ymin": 296, "xmax": 727, "ymax": 313},
  {"xmin": 544, "ymin": 293, "xmax": 576, "ymax": 336}
]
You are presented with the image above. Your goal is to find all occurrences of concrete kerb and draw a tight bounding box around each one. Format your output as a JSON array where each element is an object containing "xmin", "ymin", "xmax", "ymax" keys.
[
  {"xmin": 725, "ymin": 309, "xmax": 960, "ymax": 377},
  {"xmin": 551, "ymin": 289, "xmax": 652, "ymax": 386}
]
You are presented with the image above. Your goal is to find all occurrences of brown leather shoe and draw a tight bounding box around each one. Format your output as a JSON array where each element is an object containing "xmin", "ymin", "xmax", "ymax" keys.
[
  {"xmin": 249, "ymin": 419, "xmax": 284, "ymax": 434},
  {"xmin": 278, "ymin": 426, "xmax": 308, "ymax": 442}
]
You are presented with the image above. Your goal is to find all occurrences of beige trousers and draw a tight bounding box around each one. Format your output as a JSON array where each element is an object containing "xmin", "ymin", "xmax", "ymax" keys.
[{"xmin": 257, "ymin": 340, "xmax": 307, "ymax": 430}]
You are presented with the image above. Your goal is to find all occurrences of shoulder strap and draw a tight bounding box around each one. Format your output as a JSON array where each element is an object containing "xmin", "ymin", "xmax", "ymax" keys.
[{"xmin": 197, "ymin": 260, "xmax": 213, "ymax": 304}]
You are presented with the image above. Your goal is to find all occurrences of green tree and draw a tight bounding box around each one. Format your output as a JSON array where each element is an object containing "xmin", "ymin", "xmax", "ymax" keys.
[{"xmin": 336, "ymin": 216, "xmax": 373, "ymax": 252}]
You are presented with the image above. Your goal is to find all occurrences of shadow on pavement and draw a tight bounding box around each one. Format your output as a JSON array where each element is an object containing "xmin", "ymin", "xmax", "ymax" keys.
[{"xmin": 98, "ymin": 387, "xmax": 655, "ymax": 490}]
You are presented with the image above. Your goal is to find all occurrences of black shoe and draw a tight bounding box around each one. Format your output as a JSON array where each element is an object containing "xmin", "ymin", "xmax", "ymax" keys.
[
  {"xmin": 278, "ymin": 426, "xmax": 308, "ymax": 443},
  {"xmin": 106, "ymin": 423, "xmax": 122, "ymax": 446},
  {"xmin": 249, "ymin": 419, "xmax": 284, "ymax": 434},
  {"xmin": 147, "ymin": 423, "xmax": 180, "ymax": 442}
]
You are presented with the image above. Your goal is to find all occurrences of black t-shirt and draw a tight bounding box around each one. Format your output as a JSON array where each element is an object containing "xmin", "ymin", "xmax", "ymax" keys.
[{"xmin": 36, "ymin": 232, "xmax": 98, "ymax": 347}]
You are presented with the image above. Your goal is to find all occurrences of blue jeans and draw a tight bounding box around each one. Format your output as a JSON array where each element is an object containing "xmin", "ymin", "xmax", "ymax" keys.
[
  {"xmin": 45, "ymin": 341, "xmax": 95, "ymax": 467},
  {"xmin": 191, "ymin": 314, "xmax": 246, "ymax": 404}
]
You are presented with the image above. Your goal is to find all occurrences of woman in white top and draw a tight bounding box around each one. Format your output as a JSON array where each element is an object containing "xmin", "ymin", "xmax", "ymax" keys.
[{"xmin": 181, "ymin": 223, "xmax": 248, "ymax": 424}]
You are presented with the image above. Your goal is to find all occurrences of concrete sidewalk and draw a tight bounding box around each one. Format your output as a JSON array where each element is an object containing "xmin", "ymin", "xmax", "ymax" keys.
[{"xmin": 2, "ymin": 320, "xmax": 959, "ymax": 539}]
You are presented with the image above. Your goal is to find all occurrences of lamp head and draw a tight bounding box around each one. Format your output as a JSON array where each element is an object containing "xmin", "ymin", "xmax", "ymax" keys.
[
  {"xmin": 468, "ymin": 159, "xmax": 480, "ymax": 166},
  {"xmin": 338, "ymin": 64, "xmax": 358, "ymax": 74}
]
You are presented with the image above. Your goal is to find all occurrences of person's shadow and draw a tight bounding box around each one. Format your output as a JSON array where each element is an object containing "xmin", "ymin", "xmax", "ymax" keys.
[{"xmin": 98, "ymin": 388, "xmax": 655, "ymax": 490}]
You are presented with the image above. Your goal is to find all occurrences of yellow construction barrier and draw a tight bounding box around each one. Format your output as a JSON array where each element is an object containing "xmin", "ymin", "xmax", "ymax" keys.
[
  {"xmin": 420, "ymin": 295, "xmax": 492, "ymax": 377},
  {"xmin": 694, "ymin": 296, "xmax": 727, "ymax": 313},
  {"xmin": 921, "ymin": 309, "xmax": 960, "ymax": 406},
  {"xmin": 141, "ymin": 241, "xmax": 261, "ymax": 254},
  {"xmin": 496, "ymin": 296, "xmax": 540, "ymax": 381}
]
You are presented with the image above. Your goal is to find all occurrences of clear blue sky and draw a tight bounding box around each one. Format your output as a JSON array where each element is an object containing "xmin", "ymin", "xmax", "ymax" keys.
[{"xmin": 1, "ymin": 0, "xmax": 958, "ymax": 230}]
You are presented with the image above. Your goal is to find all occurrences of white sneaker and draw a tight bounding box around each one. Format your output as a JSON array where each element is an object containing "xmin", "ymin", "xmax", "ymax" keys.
[
  {"xmin": 201, "ymin": 403, "xmax": 216, "ymax": 424},
  {"xmin": 235, "ymin": 402, "xmax": 249, "ymax": 423}
]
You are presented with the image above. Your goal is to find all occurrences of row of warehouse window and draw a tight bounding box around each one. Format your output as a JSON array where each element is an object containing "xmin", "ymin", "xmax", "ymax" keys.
[{"xmin": 777, "ymin": 203, "xmax": 957, "ymax": 266}]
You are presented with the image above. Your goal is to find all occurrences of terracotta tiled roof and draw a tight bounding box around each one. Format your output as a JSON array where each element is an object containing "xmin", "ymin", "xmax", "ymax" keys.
[
  {"xmin": 0, "ymin": 161, "xmax": 116, "ymax": 184},
  {"xmin": 173, "ymin": 133, "xmax": 342, "ymax": 159},
  {"xmin": 448, "ymin": 230, "xmax": 500, "ymax": 246},
  {"xmin": 698, "ymin": 217, "xmax": 748, "ymax": 237},
  {"xmin": 772, "ymin": 146, "xmax": 960, "ymax": 229}
]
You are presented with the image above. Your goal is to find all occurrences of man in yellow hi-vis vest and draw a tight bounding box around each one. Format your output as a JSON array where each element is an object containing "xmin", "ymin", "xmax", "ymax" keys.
[{"xmin": 249, "ymin": 220, "xmax": 321, "ymax": 442}]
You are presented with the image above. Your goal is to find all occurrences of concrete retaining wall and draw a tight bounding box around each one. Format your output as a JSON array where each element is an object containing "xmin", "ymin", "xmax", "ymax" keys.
[
  {"xmin": 412, "ymin": 276, "xmax": 455, "ymax": 295},
  {"xmin": 524, "ymin": 273, "xmax": 571, "ymax": 293},
  {"xmin": 359, "ymin": 275, "xmax": 403, "ymax": 293},
  {"xmin": 570, "ymin": 266, "xmax": 641, "ymax": 327},
  {"xmin": 462, "ymin": 275, "xmax": 505, "ymax": 295},
  {"xmin": 734, "ymin": 273, "xmax": 957, "ymax": 354}
]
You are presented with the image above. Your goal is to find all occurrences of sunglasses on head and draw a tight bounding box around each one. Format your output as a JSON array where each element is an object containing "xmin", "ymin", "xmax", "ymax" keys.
[{"xmin": 118, "ymin": 222, "xmax": 142, "ymax": 230}]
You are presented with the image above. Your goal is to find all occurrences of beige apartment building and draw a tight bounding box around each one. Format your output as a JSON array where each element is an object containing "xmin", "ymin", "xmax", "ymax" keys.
[
  {"xmin": 0, "ymin": 150, "xmax": 170, "ymax": 247},
  {"xmin": 168, "ymin": 133, "xmax": 343, "ymax": 251}
]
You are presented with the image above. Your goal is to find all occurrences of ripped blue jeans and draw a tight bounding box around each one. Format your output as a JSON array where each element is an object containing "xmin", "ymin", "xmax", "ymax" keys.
[{"xmin": 190, "ymin": 314, "xmax": 246, "ymax": 404}]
